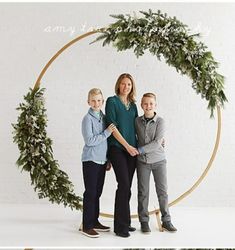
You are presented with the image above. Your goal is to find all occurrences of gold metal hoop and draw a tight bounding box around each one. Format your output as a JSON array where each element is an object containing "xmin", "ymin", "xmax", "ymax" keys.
[{"xmin": 33, "ymin": 30, "xmax": 222, "ymax": 218}]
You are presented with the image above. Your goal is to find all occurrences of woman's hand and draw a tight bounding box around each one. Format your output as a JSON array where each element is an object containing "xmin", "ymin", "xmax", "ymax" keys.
[
  {"xmin": 126, "ymin": 145, "xmax": 139, "ymax": 157},
  {"xmin": 110, "ymin": 126, "xmax": 138, "ymax": 156}
]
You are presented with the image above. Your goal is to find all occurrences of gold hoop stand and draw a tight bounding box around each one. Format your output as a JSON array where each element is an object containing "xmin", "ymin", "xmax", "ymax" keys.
[{"xmin": 32, "ymin": 30, "xmax": 222, "ymax": 232}]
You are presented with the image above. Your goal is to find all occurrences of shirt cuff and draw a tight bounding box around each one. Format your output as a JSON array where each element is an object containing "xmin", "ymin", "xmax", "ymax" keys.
[
  {"xmin": 104, "ymin": 128, "xmax": 112, "ymax": 137},
  {"xmin": 138, "ymin": 147, "xmax": 144, "ymax": 155}
]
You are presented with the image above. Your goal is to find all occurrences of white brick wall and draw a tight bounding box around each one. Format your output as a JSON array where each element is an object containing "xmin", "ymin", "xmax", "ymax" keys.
[{"xmin": 1, "ymin": 2, "xmax": 235, "ymax": 207}]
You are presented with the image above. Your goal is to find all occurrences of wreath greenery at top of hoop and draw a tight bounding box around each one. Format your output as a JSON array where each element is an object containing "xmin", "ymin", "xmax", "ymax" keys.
[
  {"xmin": 12, "ymin": 9, "xmax": 227, "ymax": 211},
  {"xmin": 94, "ymin": 9, "xmax": 227, "ymax": 117}
]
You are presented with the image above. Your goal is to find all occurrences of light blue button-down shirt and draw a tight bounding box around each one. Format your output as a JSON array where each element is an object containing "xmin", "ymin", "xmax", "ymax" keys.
[{"xmin": 81, "ymin": 108, "xmax": 111, "ymax": 163}]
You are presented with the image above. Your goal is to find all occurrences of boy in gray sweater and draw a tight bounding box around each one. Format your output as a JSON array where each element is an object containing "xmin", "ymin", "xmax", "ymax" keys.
[{"xmin": 135, "ymin": 93, "xmax": 177, "ymax": 233}]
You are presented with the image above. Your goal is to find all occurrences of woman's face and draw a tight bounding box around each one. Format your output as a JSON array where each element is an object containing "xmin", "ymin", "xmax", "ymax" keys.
[{"xmin": 119, "ymin": 77, "xmax": 132, "ymax": 96}]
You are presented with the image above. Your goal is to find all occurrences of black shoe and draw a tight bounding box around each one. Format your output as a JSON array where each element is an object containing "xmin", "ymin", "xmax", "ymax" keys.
[
  {"xmin": 128, "ymin": 226, "xmax": 136, "ymax": 232},
  {"xmin": 115, "ymin": 231, "xmax": 130, "ymax": 238},
  {"xmin": 162, "ymin": 221, "xmax": 177, "ymax": 232},
  {"xmin": 94, "ymin": 221, "xmax": 110, "ymax": 232},
  {"xmin": 141, "ymin": 222, "xmax": 151, "ymax": 234}
]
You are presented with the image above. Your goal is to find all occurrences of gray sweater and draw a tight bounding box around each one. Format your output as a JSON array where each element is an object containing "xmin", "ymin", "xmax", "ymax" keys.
[{"xmin": 135, "ymin": 114, "xmax": 165, "ymax": 164}]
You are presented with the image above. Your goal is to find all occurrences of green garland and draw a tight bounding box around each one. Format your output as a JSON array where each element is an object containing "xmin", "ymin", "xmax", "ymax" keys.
[
  {"xmin": 94, "ymin": 9, "xmax": 227, "ymax": 117},
  {"xmin": 13, "ymin": 9, "xmax": 227, "ymax": 210},
  {"xmin": 12, "ymin": 88, "xmax": 82, "ymax": 210}
]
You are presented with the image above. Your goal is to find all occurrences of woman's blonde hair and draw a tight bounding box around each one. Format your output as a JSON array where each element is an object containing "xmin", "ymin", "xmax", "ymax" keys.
[
  {"xmin": 115, "ymin": 73, "xmax": 136, "ymax": 103},
  {"xmin": 88, "ymin": 88, "xmax": 103, "ymax": 101}
]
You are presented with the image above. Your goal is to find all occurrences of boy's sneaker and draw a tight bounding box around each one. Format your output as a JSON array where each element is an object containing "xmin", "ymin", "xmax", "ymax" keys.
[
  {"xmin": 162, "ymin": 221, "xmax": 177, "ymax": 232},
  {"xmin": 80, "ymin": 228, "xmax": 100, "ymax": 238},
  {"xmin": 141, "ymin": 222, "xmax": 151, "ymax": 234},
  {"xmin": 94, "ymin": 221, "xmax": 110, "ymax": 232}
]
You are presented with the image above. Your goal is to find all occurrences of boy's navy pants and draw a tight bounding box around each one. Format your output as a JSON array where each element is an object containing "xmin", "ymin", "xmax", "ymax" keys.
[{"xmin": 82, "ymin": 161, "xmax": 106, "ymax": 230}]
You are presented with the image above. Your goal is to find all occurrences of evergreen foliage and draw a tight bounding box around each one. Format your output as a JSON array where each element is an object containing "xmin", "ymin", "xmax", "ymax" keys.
[
  {"xmin": 94, "ymin": 9, "xmax": 227, "ymax": 117},
  {"xmin": 12, "ymin": 87, "xmax": 82, "ymax": 210}
]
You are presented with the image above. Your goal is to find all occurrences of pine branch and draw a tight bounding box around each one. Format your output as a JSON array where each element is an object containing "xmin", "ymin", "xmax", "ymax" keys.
[
  {"xmin": 12, "ymin": 88, "xmax": 83, "ymax": 210},
  {"xmin": 93, "ymin": 9, "xmax": 227, "ymax": 116}
]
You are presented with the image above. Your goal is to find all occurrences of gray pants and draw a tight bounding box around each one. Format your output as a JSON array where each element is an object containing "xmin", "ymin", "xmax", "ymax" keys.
[{"xmin": 137, "ymin": 159, "xmax": 171, "ymax": 223}]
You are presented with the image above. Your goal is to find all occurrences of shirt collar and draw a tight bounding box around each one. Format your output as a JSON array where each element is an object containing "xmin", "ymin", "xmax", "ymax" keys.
[
  {"xmin": 88, "ymin": 108, "xmax": 104, "ymax": 120},
  {"xmin": 140, "ymin": 112, "xmax": 158, "ymax": 123}
]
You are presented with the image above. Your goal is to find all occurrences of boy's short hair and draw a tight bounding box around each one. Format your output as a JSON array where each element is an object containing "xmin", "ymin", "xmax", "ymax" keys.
[
  {"xmin": 142, "ymin": 92, "xmax": 157, "ymax": 101},
  {"xmin": 88, "ymin": 88, "xmax": 103, "ymax": 100}
]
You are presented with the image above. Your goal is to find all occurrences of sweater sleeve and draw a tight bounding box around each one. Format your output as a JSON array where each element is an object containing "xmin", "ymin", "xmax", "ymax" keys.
[
  {"xmin": 134, "ymin": 103, "xmax": 138, "ymax": 118},
  {"xmin": 81, "ymin": 115, "xmax": 111, "ymax": 147},
  {"xmin": 140, "ymin": 118, "xmax": 165, "ymax": 154},
  {"xmin": 105, "ymin": 97, "xmax": 118, "ymax": 127}
]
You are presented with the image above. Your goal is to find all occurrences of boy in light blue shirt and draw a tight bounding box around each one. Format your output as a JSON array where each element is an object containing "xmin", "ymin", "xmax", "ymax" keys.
[{"xmin": 81, "ymin": 88, "xmax": 115, "ymax": 238}]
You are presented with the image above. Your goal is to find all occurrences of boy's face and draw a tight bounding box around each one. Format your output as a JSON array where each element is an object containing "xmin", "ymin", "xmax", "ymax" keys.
[
  {"xmin": 141, "ymin": 96, "xmax": 156, "ymax": 116},
  {"xmin": 88, "ymin": 94, "xmax": 104, "ymax": 112}
]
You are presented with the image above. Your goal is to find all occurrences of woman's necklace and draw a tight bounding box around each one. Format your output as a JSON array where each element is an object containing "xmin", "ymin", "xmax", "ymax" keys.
[{"xmin": 118, "ymin": 96, "xmax": 131, "ymax": 110}]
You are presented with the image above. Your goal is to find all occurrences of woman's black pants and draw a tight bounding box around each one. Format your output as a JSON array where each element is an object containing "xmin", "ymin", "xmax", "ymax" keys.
[{"xmin": 108, "ymin": 146, "xmax": 136, "ymax": 234}]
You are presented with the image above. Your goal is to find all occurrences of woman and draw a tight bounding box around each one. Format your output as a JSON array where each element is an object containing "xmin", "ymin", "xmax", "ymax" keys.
[{"xmin": 105, "ymin": 73, "xmax": 139, "ymax": 238}]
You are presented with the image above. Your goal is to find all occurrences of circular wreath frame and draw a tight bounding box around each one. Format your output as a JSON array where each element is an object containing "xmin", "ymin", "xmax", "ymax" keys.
[
  {"xmin": 13, "ymin": 10, "xmax": 226, "ymax": 217},
  {"xmin": 33, "ymin": 30, "xmax": 222, "ymax": 218}
]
